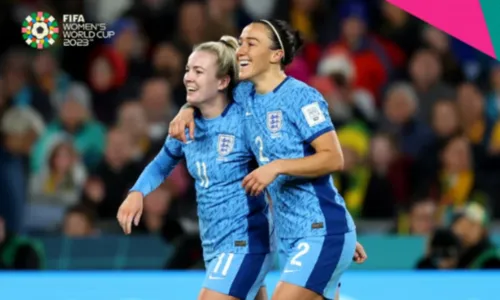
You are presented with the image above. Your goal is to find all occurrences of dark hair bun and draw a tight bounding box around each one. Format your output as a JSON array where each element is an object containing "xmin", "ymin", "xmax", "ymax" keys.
[{"xmin": 266, "ymin": 19, "xmax": 304, "ymax": 66}]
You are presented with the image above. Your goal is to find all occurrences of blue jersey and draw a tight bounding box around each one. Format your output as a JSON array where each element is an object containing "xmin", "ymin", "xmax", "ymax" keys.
[
  {"xmin": 234, "ymin": 77, "xmax": 355, "ymax": 239},
  {"xmin": 131, "ymin": 102, "xmax": 270, "ymax": 261}
]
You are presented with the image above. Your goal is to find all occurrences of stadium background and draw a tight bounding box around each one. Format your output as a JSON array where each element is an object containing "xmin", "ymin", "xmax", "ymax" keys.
[{"xmin": 1, "ymin": 0, "xmax": 500, "ymax": 299}]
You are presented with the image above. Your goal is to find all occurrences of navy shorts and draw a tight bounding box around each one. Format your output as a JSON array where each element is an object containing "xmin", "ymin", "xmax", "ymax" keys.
[
  {"xmin": 203, "ymin": 252, "xmax": 273, "ymax": 300},
  {"xmin": 277, "ymin": 231, "xmax": 356, "ymax": 299}
]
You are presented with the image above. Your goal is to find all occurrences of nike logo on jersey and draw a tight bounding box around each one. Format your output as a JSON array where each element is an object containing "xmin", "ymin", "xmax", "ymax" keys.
[
  {"xmin": 283, "ymin": 269, "xmax": 297, "ymax": 273},
  {"xmin": 245, "ymin": 112, "xmax": 252, "ymax": 116}
]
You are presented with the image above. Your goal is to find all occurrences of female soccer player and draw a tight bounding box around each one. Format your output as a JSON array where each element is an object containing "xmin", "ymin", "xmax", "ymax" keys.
[
  {"xmin": 169, "ymin": 20, "xmax": 366, "ymax": 300},
  {"xmin": 117, "ymin": 36, "xmax": 272, "ymax": 300}
]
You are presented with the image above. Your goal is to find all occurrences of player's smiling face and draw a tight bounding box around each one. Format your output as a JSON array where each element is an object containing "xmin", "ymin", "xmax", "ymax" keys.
[
  {"xmin": 184, "ymin": 50, "xmax": 223, "ymax": 106},
  {"xmin": 237, "ymin": 23, "xmax": 278, "ymax": 81}
]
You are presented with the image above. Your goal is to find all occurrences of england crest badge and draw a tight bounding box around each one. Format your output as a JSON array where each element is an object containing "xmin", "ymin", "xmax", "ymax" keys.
[
  {"xmin": 217, "ymin": 134, "xmax": 235, "ymax": 160},
  {"xmin": 267, "ymin": 110, "xmax": 282, "ymax": 138}
]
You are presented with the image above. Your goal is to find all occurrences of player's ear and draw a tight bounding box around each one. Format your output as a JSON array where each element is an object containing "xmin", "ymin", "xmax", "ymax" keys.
[
  {"xmin": 269, "ymin": 49, "xmax": 284, "ymax": 65},
  {"xmin": 218, "ymin": 75, "xmax": 231, "ymax": 91}
]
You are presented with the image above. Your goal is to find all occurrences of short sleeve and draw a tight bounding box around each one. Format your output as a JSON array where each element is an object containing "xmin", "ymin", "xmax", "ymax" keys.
[{"xmin": 288, "ymin": 87, "xmax": 335, "ymax": 143}]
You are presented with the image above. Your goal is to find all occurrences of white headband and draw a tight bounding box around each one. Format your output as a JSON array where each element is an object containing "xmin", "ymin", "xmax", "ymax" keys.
[{"xmin": 260, "ymin": 19, "xmax": 285, "ymax": 62}]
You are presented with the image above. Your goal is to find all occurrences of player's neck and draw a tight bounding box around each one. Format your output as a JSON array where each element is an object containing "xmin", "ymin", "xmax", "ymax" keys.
[
  {"xmin": 253, "ymin": 70, "xmax": 287, "ymax": 95},
  {"xmin": 197, "ymin": 94, "xmax": 229, "ymax": 119}
]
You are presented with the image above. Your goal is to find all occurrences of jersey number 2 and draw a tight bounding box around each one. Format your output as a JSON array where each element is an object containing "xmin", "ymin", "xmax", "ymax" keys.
[
  {"xmin": 255, "ymin": 136, "xmax": 270, "ymax": 163},
  {"xmin": 196, "ymin": 161, "xmax": 209, "ymax": 188},
  {"xmin": 290, "ymin": 242, "xmax": 310, "ymax": 267}
]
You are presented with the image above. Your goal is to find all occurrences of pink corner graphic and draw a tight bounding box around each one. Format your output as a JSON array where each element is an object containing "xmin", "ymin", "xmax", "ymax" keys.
[{"xmin": 386, "ymin": 0, "xmax": 496, "ymax": 59}]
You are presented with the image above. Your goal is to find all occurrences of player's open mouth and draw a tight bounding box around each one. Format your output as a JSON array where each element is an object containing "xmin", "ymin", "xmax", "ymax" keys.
[
  {"xmin": 239, "ymin": 60, "xmax": 250, "ymax": 68},
  {"xmin": 186, "ymin": 87, "xmax": 197, "ymax": 92}
]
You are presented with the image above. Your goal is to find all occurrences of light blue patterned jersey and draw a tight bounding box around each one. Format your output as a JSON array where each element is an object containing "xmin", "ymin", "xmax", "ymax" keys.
[
  {"xmin": 131, "ymin": 102, "xmax": 270, "ymax": 261},
  {"xmin": 233, "ymin": 77, "xmax": 355, "ymax": 238}
]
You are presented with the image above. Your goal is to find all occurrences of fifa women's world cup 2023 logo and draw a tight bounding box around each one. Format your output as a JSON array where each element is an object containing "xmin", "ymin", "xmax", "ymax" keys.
[{"xmin": 22, "ymin": 11, "xmax": 59, "ymax": 49}]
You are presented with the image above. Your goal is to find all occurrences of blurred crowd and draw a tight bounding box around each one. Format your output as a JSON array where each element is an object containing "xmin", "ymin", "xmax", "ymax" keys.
[{"xmin": 1, "ymin": 0, "xmax": 500, "ymax": 270}]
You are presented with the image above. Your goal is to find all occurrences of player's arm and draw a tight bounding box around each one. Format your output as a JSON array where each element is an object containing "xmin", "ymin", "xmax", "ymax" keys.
[
  {"xmin": 242, "ymin": 88, "xmax": 342, "ymax": 195},
  {"xmin": 129, "ymin": 137, "xmax": 184, "ymax": 196},
  {"xmin": 275, "ymin": 89, "xmax": 343, "ymax": 177},
  {"xmin": 169, "ymin": 104, "xmax": 196, "ymax": 143},
  {"xmin": 275, "ymin": 130, "xmax": 343, "ymax": 177},
  {"xmin": 118, "ymin": 137, "xmax": 183, "ymax": 234}
]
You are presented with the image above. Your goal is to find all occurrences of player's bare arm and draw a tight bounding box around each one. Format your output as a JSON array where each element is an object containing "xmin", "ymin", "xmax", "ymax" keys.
[
  {"xmin": 274, "ymin": 130, "xmax": 344, "ymax": 177},
  {"xmin": 242, "ymin": 131, "xmax": 343, "ymax": 196}
]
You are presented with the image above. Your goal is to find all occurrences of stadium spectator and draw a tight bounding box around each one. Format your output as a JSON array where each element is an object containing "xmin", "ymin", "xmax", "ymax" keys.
[
  {"xmin": 32, "ymin": 51, "xmax": 72, "ymax": 111},
  {"xmin": 1, "ymin": 48, "xmax": 53, "ymax": 122},
  {"xmin": 0, "ymin": 106, "xmax": 45, "ymax": 233},
  {"xmin": 425, "ymin": 135, "xmax": 496, "ymax": 221},
  {"xmin": 106, "ymin": 17, "xmax": 149, "ymax": 82},
  {"xmin": 456, "ymin": 82, "xmax": 500, "ymax": 168},
  {"xmin": 0, "ymin": 216, "xmax": 44, "ymax": 270},
  {"xmin": 29, "ymin": 136, "xmax": 87, "ymax": 207},
  {"xmin": 314, "ymin": 52, "xmax": 377, "ymax": 129},
  {"xmin": 438, "ymin": 136, "xmax": 475, "ymax": 211},
  {"xmin": 324, "ymin": 1, "xmax": 392, "ymax": 98},
  {"xmin": 363, "ymin": 132, "xmax": 412, "ymax": 218},
  {"xmin": 140, "ymin": 78, "xmax": 175, "ymax": 148},
  {"xmin": 380, "ymin": 82, "xmax": 433, "ymax": 158},
  {"xmin": 408, "ymin": 49, "xmax": 454, "ymax": 122},
  {"xmin": 122, "ymin": 0, "xmax": 177, "ymax": 45},
  {"xmin": 451, "ymin": 202, "xmax": 500, "ymax": 269},
  {"xmin": 87, "ymin": 52, "xmax": 129, "ymax": 126},
  {"xmin": 151, "ymin": 42, "xmax": 186, "ymax": 107},
  {"xmin": 272, "ymin": 0, "xmax": 336, "ymax": 71},
  {"xmin": 116, "ymin": 101, "xmax": 152, "ymax": 164},
  {"xmin": 62, "ymin": 205, "xmax": 97, "ymax": 237},
  {"xmin": 414, "ymin": 100, "xmax": 462, "ymax": 183},
  {"xmin": 415, "ymin": 228, "xmax": 461, "ymax": 269},
  {"xmin": 81, "ymin": 128, "xmax": 141, "ymax": 219},
  {"xmin": 174, "ymin": 1, "xmax": 210, "ymax": 54},
  {"xmin": 116, "ymin": 100, "xmax": 190, "ymax": 199},
  {"xmin": 31, "ymin": 82, "xmax": 106, "ymax": 173},
  {"xmin": 421, "ymin": 26, "xmax": 464, "ymax": 84},
  {"xmin": 332, "ymin": 122, "xmax": 370, "ymax": 218},
  {"xmin": 378, "ymin": 2, "xmax": 421, "ymax": 58},
  {"xmin": 205, "ymin": 0, "xmax": 240, "ymax": 42},
  {"xmin": 396, "ymin": 197, "xmax": 438, "ymax": 236}
]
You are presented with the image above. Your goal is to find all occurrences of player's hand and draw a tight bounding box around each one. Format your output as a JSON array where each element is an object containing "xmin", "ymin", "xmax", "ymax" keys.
[
  {"xmin": 117, "ymin": 191, "xmax": 144, "ymax": 234},
  {"xmin": 242, "ymin": 162, "xmax": 280, "ymax": 196},
  {"xmin": 353, "ymin": 241, "xmax": 367, "ymax": 263},
  {"xmin": 168, "ymin": 107, "xmax": 196, "ymax": 143}
]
